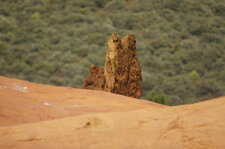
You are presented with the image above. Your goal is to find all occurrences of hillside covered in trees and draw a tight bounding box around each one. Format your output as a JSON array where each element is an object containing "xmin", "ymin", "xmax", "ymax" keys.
[{"xmin": 0, "ymin": 0, "xmax": 225, "ymax": 105}]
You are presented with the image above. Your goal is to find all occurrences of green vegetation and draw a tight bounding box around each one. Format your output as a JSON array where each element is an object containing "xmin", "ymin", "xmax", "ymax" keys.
[
  {"xmin": 146, "ymin": 91, "xmax": 172, "ymax": 105},
  {"xmin": 1, "ymin": 0, "xmax": 225, "ymax": 105}
]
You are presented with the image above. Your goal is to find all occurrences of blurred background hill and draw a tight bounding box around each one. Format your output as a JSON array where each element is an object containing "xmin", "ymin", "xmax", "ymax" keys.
[{"xmin": 0, "ymin": 0, "xmax": 225, "ymax": 105}]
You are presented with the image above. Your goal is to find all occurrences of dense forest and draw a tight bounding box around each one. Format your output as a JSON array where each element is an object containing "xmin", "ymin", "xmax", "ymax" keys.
[{"xmin": 1, "ymin": 0, "xmax": 225, "ymax": 105}]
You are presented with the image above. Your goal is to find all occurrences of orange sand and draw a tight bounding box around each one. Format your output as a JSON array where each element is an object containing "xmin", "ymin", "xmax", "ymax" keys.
[{"xmin": 0, "ymin": 76, "xmax": 224, "ymax": 149}]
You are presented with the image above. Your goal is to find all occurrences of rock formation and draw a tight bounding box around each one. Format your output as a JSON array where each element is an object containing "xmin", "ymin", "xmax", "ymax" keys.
[
  {"xmin": 83, "ymin": 65, "xmax": 105, "ymax": 91},
  {"xmin": 84, "ymin": 33, "xmax": 142, "ymax": 98},
  {"xmin": 1, "ymin": 76, "xmax": 225, "ymax": 149}
]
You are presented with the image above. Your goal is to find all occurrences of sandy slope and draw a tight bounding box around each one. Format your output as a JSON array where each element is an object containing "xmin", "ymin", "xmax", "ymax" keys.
[{"xmin": 0, "ymin": 76, "xmax": 225, "ymax": 149}]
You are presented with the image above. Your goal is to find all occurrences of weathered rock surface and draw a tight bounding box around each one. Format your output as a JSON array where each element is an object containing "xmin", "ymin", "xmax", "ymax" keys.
[
  {"xmin": 1, "ymin": 76, "xmax": 225, "ymax": 149},
  {"xmin": 105, "ymin": 33, "xmax": 142, "ymax": 98},
  {"xmin": 83, "ymin": 65, "xmax": 105, "ymax": 90},
  {"xmin": 84, "ymin": 33, "xmax": 142, "ymax": 98}
]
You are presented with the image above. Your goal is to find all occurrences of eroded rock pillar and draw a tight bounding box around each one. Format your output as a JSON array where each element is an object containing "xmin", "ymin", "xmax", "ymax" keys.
[{"xmin": 83, "ymin": 33, "xmax": 142, "ymax": 98}]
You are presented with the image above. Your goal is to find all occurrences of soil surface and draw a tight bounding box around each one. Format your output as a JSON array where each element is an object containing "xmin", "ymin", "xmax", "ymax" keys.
[{"xmin": 0, "ymin": 76, "xmax": 225, "ymax": 149}]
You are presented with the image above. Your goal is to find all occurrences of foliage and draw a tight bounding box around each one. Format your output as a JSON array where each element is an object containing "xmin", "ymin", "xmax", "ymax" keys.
[
  {"xmin": 0, "ymin": 0, "xmax": 225, "ymax": 105},
  {"xmin": 146, "ymin": 91, "xmax": 172, "ymax": 105},
  {"xmin": 188, "ymin": 70, "xmax": 200, "ymax": 82}
]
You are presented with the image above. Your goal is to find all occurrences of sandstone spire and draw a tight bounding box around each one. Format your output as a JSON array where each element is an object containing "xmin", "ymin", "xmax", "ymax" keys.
[
  {"xmin": 83, "ymin": 33, "xmax": 142, "ymax": 98},
  {"xmin": 83, "ymin": 65, "xmax": 105, "ymax": 90}
]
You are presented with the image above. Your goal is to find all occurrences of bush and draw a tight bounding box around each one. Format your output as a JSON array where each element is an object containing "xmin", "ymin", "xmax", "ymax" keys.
[
  {"xmin": 188, "ymin": 70, "xmax": 200, "ymax": 82},
  {"xmin": 146, "ymin": 91, "xmax": 172, "ymax": 105}
]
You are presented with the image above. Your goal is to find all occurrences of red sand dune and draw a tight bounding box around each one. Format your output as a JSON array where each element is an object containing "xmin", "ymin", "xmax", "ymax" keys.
[{"xmin": 0, "ymin": 76, "xmax": 225, "ymax": 149}]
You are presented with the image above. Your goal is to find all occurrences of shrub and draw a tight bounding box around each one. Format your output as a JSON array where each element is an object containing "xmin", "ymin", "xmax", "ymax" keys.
[{"xmin": 146, "ymin": 91, "xmax": 172, "ymax": 105}]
